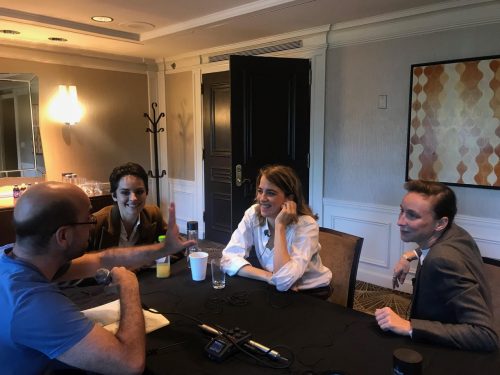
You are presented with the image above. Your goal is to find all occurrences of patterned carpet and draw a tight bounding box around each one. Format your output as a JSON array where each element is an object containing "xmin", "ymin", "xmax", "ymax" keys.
[{"xmin": 353, "ymin": 281, "xmax": 412, "ymax": 317}]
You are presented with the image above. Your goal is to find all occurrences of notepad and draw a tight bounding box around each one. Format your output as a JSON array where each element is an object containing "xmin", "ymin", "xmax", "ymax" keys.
[{"xmin": 82, "ymin": 299, "xmax": 169, "ymax": 334}]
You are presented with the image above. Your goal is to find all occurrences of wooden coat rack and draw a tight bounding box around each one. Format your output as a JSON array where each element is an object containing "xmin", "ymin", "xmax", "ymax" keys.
[{"xmin": 144, "ymin": 102, "xmax": 166, "ymax": 206}]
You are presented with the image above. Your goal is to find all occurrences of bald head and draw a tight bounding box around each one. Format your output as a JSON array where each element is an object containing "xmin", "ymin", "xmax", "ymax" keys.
[{"xmin": 14, "ymin": 182, "xmax": 90, "ymax": 250}]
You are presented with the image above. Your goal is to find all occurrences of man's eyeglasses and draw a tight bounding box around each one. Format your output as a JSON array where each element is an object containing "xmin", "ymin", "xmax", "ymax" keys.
[
  {"xmin": 48, "ymin": 215, "xmax": 97, "ymax": 235},
  {"xmin": 65, "ymin": 215, "xmax": 97, "ymax": 227}
]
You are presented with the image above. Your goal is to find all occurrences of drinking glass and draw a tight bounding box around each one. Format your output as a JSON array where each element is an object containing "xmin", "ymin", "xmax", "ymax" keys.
[{"xmin": 211, "ymin": 258, "xmax": 226, "ymax": 289}]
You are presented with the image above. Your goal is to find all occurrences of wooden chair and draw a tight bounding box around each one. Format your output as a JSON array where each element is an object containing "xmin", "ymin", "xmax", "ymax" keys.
[
  {"xmin": 482, "ymin": 257, "xmax": 500, "ymax": 338},
  {"xmin": 318, "ymin": 227, "xmax": 363, "ymax": 308}
]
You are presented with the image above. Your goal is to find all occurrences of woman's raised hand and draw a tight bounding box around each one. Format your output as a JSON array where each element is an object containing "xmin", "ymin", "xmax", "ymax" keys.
[{"xmin": 276, "ymin": 200, "xmax": 297, "ymax": 226}]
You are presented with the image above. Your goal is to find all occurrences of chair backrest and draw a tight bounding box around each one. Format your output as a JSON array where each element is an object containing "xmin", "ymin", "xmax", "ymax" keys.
[
  {"xmin": 482, "ymin": 257, "xmax": 500, "ymax": 338},
  {"xmin": 318, "ymin": 227, "xmax": 363, "ymax": 308}
]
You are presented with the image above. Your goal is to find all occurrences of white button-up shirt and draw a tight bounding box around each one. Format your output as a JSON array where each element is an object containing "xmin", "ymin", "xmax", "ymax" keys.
[
  {"xmin": 118, "ymin": 216, "xmax": 141, "ymax": 248},
  {"xmin": 222, "ymin": 205, "xmax": 332, "ymax": 291}
]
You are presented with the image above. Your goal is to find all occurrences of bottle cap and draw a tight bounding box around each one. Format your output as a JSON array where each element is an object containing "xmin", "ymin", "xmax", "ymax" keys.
[
  {"xmin": 187, "ymin": 221, "xmax": 198, "ymax": 231},
  {"xmin": 158, "ymin": 235, "xmax": 166, "ymax": 242}
]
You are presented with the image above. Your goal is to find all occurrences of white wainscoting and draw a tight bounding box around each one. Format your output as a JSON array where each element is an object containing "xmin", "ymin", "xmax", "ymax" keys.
[
  {"xmin": 323, "ymin": 198, "xmax": 500, "ymax": 293},
  {"xmin": 168, "ymin": 178, "xmax": 196, "ymax": 235}
]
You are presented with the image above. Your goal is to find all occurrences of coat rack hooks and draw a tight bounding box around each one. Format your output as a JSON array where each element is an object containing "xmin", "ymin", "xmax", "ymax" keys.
[{"xmin": 144, "ymin": 102, "xmax": 166, "ymax": 206}]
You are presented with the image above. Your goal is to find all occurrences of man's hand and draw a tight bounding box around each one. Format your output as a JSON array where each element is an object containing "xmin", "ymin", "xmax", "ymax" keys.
[
  {"xmin": 393, "ymin": 256, "xmax": 411, "ymax": 288},
  {"xmin": 57, "ymin": 266, "xmax": 145, "ymax": 374},
  {"xmin": 163, "ymin": 202, "xmax": 196, "ymax": 255},
  {"xmin": 375, "ymin": 307, "xmax": 412, "ymax": 336}
]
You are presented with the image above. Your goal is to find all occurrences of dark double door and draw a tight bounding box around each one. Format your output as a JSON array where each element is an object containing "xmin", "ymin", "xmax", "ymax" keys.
[{"xmin": 203, "ymin": 55, "xmax": 311, "ymax": 243}]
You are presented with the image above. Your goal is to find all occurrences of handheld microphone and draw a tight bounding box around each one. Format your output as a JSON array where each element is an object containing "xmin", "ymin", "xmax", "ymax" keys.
[{"xmin": 95, "ymin": 268, "xmax": 112, "ymax": 285}]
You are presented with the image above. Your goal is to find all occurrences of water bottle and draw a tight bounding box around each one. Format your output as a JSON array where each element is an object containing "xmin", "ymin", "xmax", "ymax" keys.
[{"xmin": 186, "ymin": 221, "xmax": 199, "ymax": 268}]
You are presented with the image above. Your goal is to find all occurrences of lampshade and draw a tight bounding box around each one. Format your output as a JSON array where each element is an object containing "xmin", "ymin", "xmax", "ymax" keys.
[{"xmin": 49, "ymin": 85, "xmax": 83, "ymax": 125}]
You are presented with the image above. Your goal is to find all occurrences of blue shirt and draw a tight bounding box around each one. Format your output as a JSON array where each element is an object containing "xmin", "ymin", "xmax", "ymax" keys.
[{"xmin": 0, "ymin": 248, "xmax": 94, "ymax": 375}]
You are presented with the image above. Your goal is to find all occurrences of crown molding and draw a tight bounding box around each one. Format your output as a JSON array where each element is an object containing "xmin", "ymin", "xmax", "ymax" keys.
[
  {"xmin": 0, "ymin": 43, "xmax": 155, "ymax": 74},
  {"xmin": 328, "ymin": 0, "xmax": 500, "ymax": 48},
  {"xmin": 156, "ymin": 24, "xmax": 330, "ymax": 72}
]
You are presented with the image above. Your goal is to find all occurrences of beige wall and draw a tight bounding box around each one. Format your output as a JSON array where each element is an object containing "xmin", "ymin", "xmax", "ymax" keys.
[
  {"xmin": 0, "ymin": 57, "xmax": 150, "ymax": 184},
  {"xmin": 165, "ymin": 71, "xmax": 194, "ymax": 180}
]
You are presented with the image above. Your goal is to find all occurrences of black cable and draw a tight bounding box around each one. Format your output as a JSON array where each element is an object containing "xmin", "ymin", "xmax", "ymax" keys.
[
  {"xmin": 142, "ymin": 302, "xmax": 294, "ymax": 369},
  {"xmin": 205, "ymin": 291, "xmax": 250, "ymax": 314},
  {"xmin": 146, "ymin": 341, "xmax": 187, "ymax": 356},
  {"xmin": 141, "ymin": 289, "xmax": 183, "ymax": 310},
  {"xmin": 227, "ymin": 291, "xmax": 249, "ymax": 306},
  {"xmin": 142, "ymin": 304, "xmax": 204, "ymax": 325},
  {"xmin": 141, "ymin": 287, "xmax": 297, "ymax": 369},
  {"xmin": 266, "ymin": 287, "xmax": 293, "ymax": 309},
  {"xmin": 296, "ymin": 320, "xmax": 358, "ymax": 369}
]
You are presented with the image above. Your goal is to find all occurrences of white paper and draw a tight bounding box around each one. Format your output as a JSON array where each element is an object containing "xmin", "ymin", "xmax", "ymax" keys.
[{"xmin": 82, "ymin": 299, "xmax": 169, "ymax": 334}]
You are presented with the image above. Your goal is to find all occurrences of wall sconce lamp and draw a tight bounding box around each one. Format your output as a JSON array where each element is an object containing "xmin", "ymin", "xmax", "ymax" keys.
[{"xmin": 49, "ymin": 85, "xmax": 84, "ymax": 125}]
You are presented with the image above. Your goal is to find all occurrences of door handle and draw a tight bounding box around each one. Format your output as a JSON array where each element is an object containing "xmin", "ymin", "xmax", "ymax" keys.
[{"xmin": 235, "ymin": 164, "xmax": 250, "ymax": 187}]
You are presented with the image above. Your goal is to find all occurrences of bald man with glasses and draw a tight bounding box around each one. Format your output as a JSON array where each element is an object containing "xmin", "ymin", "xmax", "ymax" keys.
[{"xmin": 0, "ymin": 182, "xmax": 193, "ymax": 375}]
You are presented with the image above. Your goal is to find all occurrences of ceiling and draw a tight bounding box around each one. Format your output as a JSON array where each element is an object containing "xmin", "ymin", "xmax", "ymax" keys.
[{"xmin": 0, "ymin": 0, "xmax": 478, "ymax": 62}]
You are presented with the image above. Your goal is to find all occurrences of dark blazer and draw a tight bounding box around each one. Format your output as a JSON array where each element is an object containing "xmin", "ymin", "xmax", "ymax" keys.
[
  {"xmin": 410, "ymin": 223, "xmax": 498, "ymax": 351},
  {"xmin": 89, "ymin": 204, "xmax": 167, "ymax": 250}
]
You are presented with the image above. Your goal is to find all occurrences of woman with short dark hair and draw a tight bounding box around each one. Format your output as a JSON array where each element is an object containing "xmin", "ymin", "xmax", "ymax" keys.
[{"xmin": 89, "ymin": 162, "xmax": 166, "ymax": 250}]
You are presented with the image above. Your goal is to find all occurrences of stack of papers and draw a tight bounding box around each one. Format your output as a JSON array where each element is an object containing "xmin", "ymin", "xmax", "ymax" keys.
[{"xmin": 82, "ymin": 299, "xmax": 169, "ymax": 334}]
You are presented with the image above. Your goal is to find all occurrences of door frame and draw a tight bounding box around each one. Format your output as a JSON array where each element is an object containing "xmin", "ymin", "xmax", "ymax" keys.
[{"xmin": 191, "ymin": 45, "xmax": 327, "ymax": 238}]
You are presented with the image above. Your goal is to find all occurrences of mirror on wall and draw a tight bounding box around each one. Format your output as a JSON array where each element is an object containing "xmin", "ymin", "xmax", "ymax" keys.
[{"xmin": 0, "ymin": 73, "xmax": 45, "ymax": 177}]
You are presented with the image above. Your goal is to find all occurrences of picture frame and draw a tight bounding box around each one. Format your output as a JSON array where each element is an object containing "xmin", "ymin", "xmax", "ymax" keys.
[{"xmin": 406, "ymin": 55, "xmax": 500, "ymax": 189}]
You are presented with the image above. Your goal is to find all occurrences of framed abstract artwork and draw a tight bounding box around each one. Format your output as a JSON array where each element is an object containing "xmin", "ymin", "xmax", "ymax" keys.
[{"xmin": 406, "ymin": 55, "xmax": 500, "ymax": 189}]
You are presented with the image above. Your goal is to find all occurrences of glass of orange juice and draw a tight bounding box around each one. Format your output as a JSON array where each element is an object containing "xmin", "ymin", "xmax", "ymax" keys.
[{"xmin": 156, "ymin": 256, "xmax": 170, "ymax": 278}]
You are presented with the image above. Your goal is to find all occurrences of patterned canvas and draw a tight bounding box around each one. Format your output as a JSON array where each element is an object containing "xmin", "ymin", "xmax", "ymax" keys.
[{"xmin": 407, "ymin": 56, "xmax": 500, "ymax": 188}]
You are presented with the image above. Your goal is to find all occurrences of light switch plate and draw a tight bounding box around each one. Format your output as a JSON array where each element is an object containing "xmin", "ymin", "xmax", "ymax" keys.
[{"xmin": 378, "ymin": 95, "xmax": 387, "ymax": 109}]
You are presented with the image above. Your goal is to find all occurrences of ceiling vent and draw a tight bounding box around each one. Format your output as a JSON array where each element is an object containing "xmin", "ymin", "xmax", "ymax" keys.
[{"xmin": 208, "ymin": 40, "xmax": 302, "ymax": 63}]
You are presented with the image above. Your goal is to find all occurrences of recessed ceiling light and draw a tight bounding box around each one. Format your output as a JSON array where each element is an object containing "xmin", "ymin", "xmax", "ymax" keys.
[
  {"xmin": 119, "ymin": 21, "xmax": 155, "ymax": 31},
  {"xmin": 48, "ymin": 37, "xmax": 67, "ymax": 42},
  {"xmin": 0, "ymin": 30, "xmax": 20, "ymax": 35},
  {"xmin": 91, "ymin": 16, "xmax": 113, "ymax": 23}
]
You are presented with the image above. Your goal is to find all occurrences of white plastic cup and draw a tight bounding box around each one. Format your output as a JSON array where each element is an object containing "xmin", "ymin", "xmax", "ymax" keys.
[
  {"xmin": 211, "ymin": 258, "xmax": 226, "ymax": 289},
  {"xmin": 189, "ymin": 252, "xmax": 208, "ymax": 281}
]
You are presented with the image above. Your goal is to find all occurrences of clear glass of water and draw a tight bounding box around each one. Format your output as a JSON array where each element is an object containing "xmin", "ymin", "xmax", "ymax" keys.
[{"xmin": 211, "ymin": 258, "xmax": 226, "ymax": 289}]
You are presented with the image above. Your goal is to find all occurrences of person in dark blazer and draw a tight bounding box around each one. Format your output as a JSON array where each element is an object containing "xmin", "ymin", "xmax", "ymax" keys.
[
  {"xmin": 89, "ymin": 162, "xmax": 167, "ymax": 251},
  {"xmin": 375, "ymin": 180, "xmax": 498, "ymax": 351}
]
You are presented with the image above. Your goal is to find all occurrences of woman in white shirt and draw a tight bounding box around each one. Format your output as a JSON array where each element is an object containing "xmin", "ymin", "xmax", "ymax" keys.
[{"xmin": 222, "ymin": 165, "xmax": 332, "ymax": 299}]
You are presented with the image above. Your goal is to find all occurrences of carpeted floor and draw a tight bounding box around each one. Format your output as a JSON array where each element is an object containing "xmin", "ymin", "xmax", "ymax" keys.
[{"xmin": 353, "ymin": 281, "xmax": 411, "ymax": 317}]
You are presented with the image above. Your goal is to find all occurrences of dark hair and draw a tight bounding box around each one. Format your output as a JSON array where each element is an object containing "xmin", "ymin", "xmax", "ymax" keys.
[
  {"xmin": 14, "ymin": 198, "xmax": 79, "ymax": 250},
  {"xmin": 109, "ymin": 162, "xmax": 149, "ymax": 196},
  {"xmin": 255, "ymin": 165, "xmax": 317, "ymax": 225},
  {"xmin": 404, "ymin": 180, "xmax": 457, "ymax": 228}
]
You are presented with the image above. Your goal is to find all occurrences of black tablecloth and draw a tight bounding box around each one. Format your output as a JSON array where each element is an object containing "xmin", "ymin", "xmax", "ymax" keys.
[{"xmin": 64, "ymin": 261, "xmax": 500, "ymax": 375}]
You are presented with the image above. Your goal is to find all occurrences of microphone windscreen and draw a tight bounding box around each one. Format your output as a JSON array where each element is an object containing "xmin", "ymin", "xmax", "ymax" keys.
[{"xmin": 95, "ymin": 268, "xmax": 112, "ymax": 285}]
